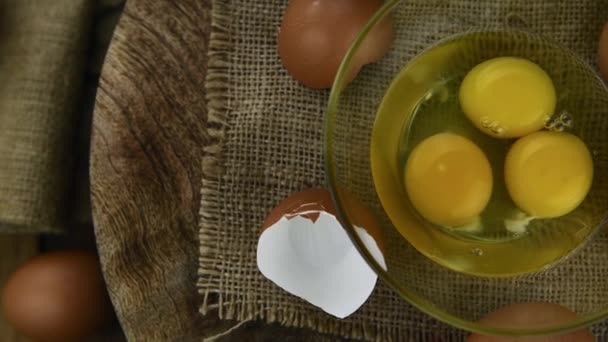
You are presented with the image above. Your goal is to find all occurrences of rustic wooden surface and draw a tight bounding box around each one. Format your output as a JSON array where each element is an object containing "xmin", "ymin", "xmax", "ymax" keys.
[
  {"xmin": 90, "ymin": 1, "xmax": 354, "ymax": 341},
  {"xmin": 0, "ymin": 236, "xmax": 38, "ymax": 342},
  {"xmin": 90, "ymin": 0, "xmax": 212, "ymax": 340}
]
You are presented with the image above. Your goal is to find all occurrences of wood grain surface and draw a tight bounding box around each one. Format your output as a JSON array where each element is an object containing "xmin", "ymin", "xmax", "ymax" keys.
[
  {"xmin": 90, "ymin": 1, "xmax": 355, "ymax": 340},
  {"xmin": 90, "ymin": 0, "xmax": 212, "ymax": 340},
  {"xmin": 0, "ymin": 236, "xmax": 38, "ymax": 342}
]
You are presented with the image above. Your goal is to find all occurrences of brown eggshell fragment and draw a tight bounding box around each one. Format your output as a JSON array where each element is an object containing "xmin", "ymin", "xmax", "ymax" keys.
[
  {"xmin": 278, "ymin": 0, "xmax": 394, "ymax": 89},
  {"xmin": 466, "ymin": 302, "xmax": 594, "ymax": 342},
  {"xmin": 598, "ymin": 22, "xmax": 608, "ymax": 81},
  {"xmin": 262, "ymin": 188, "xmax": 384, "ymax": 251},
  {"xmin": 1, "ymin": 251, "xmax": 113, "ymax": 342},
  {"xmin": 258, "ymin": 188, "xmax": 386, "ymax": 318},
  {"xmin": 262, "ymin": 188, "xmax": 335, "ymax": 230}
]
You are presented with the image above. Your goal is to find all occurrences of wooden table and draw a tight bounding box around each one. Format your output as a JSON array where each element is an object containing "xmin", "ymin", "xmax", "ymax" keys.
[{"xmin": 90, "ymin": 1, "xmax": 337, "ymax": 340}]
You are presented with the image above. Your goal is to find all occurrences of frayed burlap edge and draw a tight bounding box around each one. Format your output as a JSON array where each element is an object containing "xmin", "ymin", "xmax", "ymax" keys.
[{"xmin": 198, "ymin": 0, "xmax": 230, "ymax": 317}]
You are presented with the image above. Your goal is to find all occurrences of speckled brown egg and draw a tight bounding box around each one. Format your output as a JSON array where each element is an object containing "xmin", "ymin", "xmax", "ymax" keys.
[
  {"xmin": 1, "ymin": 251, "xmax": 112, "ymax": 342},
  {"xmin": 278, "ymin": 0, "xmax": 394, "ymax": 89}
]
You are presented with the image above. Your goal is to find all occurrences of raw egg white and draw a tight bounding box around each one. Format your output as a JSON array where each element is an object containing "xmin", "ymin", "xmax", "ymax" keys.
[
  {"xmin": 278, "ymin": 0, "xmax": 394, "ymax": 89},
  {"xmin": 467, "ymin": 302, "xmax": 594, "ymax": 342},
  {"xmin": 460, "ymin": 57, "xmax": 556, "ymax": 138},
  {"xmin": 404, "ymin": 133, "xmax": 493, "ymax": 227},
  {"xmin": 505, "ymin": 131, "xmax": 593, "ymax": 218}
]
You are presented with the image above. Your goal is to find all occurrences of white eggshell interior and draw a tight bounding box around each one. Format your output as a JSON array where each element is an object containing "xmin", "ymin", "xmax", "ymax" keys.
[{"xmin": 257, "ymin": 211, "xmax": 386, "ymax": 319}]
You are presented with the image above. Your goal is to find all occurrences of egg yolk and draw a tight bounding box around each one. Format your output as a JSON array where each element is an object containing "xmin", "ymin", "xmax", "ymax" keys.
[
  {"xmin": 505, "ymin": 131, "xmax": 593, "ymax": 218},
  {"xmin": 459, "ymin": 57, "xmax": 556, "ymax": 138},
  {"xmin": 404, "ymin": 133, "xmax": 493, "ymax": 227}
]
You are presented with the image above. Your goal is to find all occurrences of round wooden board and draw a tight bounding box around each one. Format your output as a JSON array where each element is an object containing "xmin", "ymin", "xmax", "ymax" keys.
[{"xmin": 90, "ymin": 1, "xmax": 343, "ymax": 340}]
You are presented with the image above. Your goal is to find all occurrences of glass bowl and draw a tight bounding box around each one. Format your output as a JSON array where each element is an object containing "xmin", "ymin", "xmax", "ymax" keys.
[{"xmin": 324, "ymin": 0, "xmax": 608, "ymax": 338}]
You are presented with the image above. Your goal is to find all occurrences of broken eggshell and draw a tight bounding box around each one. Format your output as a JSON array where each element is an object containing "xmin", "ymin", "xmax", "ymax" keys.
[{"xmin": 257, "ymin": 188, "xmax": 386, "ymax": 319}]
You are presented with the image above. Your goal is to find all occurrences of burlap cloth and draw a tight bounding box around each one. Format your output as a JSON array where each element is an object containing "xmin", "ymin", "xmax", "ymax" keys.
[
  {"xmin": 198, "ymin": 1, "xmax": 608, "ymax": 340},
  {"xmin": 0, "ymin": 0, "xmax": 92, "ymax": 233}
]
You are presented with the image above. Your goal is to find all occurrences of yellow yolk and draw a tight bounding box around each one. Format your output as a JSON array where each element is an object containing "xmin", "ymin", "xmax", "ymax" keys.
[
  {"xmin": 404, "ymin": 133, "xmax": 493, "ymax": 227},
  {"xmin": 505, "ymin": 131, "xmax": 593, "ymax": 218},
  {"xmin": 459, "ymin": 57, "xmax": 556, "ymax": 138}
]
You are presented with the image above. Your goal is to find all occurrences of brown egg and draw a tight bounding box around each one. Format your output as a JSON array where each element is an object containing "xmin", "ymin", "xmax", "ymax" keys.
[
  {"xmin": 466, "ymin": 302, "xmax": 594, "ymax": 342},
  {"xmin": 278, "ymin": 0, "xmax": 395, "ymax": 89},
  {"xmin": 1, "ymin": 251, "xmax": 113, "ymax": 342},
  {"xmin": 598, "ymin": 22, "xmax": 608, "ymax": 82},
  {"xmin": 262, "ymin": 188, "xmax": 384, "ymax": 250}
]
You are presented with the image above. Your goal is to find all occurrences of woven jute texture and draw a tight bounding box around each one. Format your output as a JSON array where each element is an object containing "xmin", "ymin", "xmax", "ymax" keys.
[
  {"xmin": 0, "ymin": 0, "xmax": 92, "ymax": 233},
  {"xmin": 198, "ymin": 1, "xmax": 608, "ymax": 340}
]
